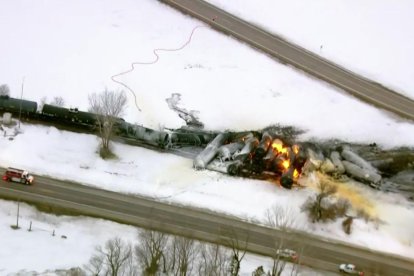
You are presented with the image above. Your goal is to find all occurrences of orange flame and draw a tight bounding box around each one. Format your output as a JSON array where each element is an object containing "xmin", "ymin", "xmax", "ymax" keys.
[
  {"xmin": 292, "ymin": 144, "xmax": 300, "ymax": 155},
  {"xmin": 293, "ymin": 169, "xmax": 299, "ymax": 178},
  {"xmin": 271, "ymin": 139, "xmax": 287, "ymax": 154},
  {"xmin": 282, "ymin": 159, "xmax": 290, "ymax": 170}
]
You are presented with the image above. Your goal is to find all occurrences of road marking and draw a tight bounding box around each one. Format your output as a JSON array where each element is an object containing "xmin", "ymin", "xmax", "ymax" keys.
[{"xmin": 167, "ymin": 0, "xmax": 414, "ymax": 119}]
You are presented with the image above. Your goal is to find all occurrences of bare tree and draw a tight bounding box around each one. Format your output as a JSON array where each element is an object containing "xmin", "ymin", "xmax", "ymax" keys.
[
  {"xmin": 84, "ymin": 254, "xmax": 104, "ymax": 276},
  {"xmin": 222, "ymin": 229, "xmax": 249, "ymax": 276},
  {"xmin": 0, "ymin": 84, "xmax": 10, "ymax": 96},
  {"xmin": 265, "ymin": 204, "xmax": 297, "ymax": 230},
  {"xmin": 167, "ymin": 236, "xmax": 198, "ymax": 276},
  {"xmin": 316, "ymin": 180, "xmax": 337, "ymax": 218},
  {"xmin": 301, "ymin": 179, "xmax": 337, "ymax": 222},
  {"xmin": 135, "ymin": 230, "xmax": 169, "ymax": 275},
  {"xmin": 88, "ymin": 89, "xmax": 127, "ymax": 158},
  {"xmin": 264, "ymin": 204, "xmax": 300, "ymax": 276},
  {"xmin": 197, "ymin": 243, "xmax": 230, "ymax": 276},
  {"xmin": 50, "ymin": 96, "xmax": 65, "ymax": 107},
  {"xmin": 122, "ymin": 250, "xmax": 140, "ymax": 276},
  {"xmin": 102, "ymin": 237, "xmax": 132, "ymax": 276},
  {"xmin": 85, "ymin": 237, "xmax": 132, "ymax": 276}
]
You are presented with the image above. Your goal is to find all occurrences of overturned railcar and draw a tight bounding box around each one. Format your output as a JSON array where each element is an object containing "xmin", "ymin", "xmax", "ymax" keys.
[
  {"xmin": 117, "ymin": 123, "xmax": 216, "ymax": 149},
  {"xmin": 193, "ymin": 133, "xmax": 230, "ymax": 170}
]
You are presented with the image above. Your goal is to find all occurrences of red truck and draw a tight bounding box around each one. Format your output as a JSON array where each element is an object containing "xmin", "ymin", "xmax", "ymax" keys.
[{"xmin": 2, "ymin": 167, "xmax": 34, "ymax": 185}]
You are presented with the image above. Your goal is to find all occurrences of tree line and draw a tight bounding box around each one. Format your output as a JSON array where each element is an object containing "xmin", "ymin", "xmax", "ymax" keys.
[{"xmin": 80, "ymin": 226, "xmax": 300, "ymax": 276}]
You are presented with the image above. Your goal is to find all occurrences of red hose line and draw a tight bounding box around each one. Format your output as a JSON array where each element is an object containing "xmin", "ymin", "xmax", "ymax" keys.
[{"xmin": 111, "ymin": 25, "xmax": 205, "ymax": 113}]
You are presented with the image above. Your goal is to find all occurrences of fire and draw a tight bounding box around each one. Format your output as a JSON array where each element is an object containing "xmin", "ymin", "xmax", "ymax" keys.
[
  {"xmin": 282, "ymin": 159, "xmax": 290, "ymax": 169},
  {"xmin": 292, "ymin": 144, "xmax": 300, "ymax": 155},
  {"xmin": 269, "ymin": 140, "xmax": 304, "ymax": 185},
  {"xmin": 293, "ymin": 169, "xmax": 299, "ymax": 178},
  {"xmin": 271, "ymin": 139, "xmax": 287, "ymax": 154}
]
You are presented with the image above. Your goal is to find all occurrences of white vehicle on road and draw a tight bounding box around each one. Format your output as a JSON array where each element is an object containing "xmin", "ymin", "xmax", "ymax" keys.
[
  {"xmin": 339, "ymin": 263, "xmax": 364, "ymax": 275},
  {"xmin": 276, "ymin": 248, "xmax": 298, "ymax": 261}
]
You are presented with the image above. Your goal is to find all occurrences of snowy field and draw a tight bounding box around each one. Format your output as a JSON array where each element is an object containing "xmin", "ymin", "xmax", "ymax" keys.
[
  {"xmin": 0, "ymin": 124, "xmax": 413, "ymax": 266},
  {"xmin": 0, "ymin": 199, "xmax": 137, "ymax": 275},
  {"xmin": 1, "ymin": 0, "xmax": 414, "ymax": 274},
  {"xmin": 207, "ymin": 0, "xmax": 414, "ymax": 99},
  {"xmin": 1, "ymin": 0, "xmax": 414, "ymax": 148}
]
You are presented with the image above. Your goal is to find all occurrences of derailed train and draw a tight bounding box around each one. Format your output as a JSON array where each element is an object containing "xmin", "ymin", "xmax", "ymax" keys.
[
  {"xmin": 193, "ymin": 131, "xmax": 308, "ymax": 189},
  {"xmin": 117, "ymin": 123, "xmax": 216, "ymax": 149},
  {"xmin": 0, "ymin": 96, "xmax": 305, "ymax": 186},
  {"xmin": 6, "ymin": 95, "xmax": 382, "ymax": 190},
  {"xmin": 0, "ymin": 95, "xmax": 216, "ymax": 148}
]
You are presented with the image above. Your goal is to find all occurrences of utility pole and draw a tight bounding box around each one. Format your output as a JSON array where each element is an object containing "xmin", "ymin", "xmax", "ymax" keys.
[
  {"xmin": 16, "ymin": 200, "xmax": 20, "ymax": 229},
  {"xmin": 18, "ymin": 77, "xmax": 25, "ymax": 129},
  {"xmin": 11, "ymin": 200, "xmax": 21, "ymax": 230}
]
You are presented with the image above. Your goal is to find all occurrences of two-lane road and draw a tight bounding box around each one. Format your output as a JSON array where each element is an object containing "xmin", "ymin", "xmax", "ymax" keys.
[
  {"xmin": 160, "ymin": 0, "xmax": 414, "ymax": 121},
  {"xmin": 1, "ymin": 168, "xmax": 414, "ymax": 275}
]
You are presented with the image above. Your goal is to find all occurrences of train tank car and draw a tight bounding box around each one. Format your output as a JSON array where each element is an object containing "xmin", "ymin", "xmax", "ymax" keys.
[
  {"xmin": 193, "ymin": 133, "xmax": 230, "ymax": 170},
  {"xmin": 0, "ymin": 95, "xmax": 38, "ymax": 115},
  {"xmin": 41, "ymin": 104, "xmax": 98, "ymax": 128},
  {"xmin": 172, "ymin": 127, "xmax": 217, "ymax": 145},
  {"xmin": 117, "ymin": 122, "xmax": 170, "ymax": 149},
  {"xmin": 169, "ymin": 132, "xmax": 203, "ymax": 147}
]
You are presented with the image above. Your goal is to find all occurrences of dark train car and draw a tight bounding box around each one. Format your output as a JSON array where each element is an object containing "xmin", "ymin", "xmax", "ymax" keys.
[
  {"xmin": 113, "ymin": 117, "xmax": 126, "ymax": 134},
  {"xmin": 171, "ymin": 127, "xmax": 217, "ymax": 145},
  {"xmin": 0, "ymin": 95, "xmax": 38, "ymax": 115},
  {"xmin": 117, "ymin": 122, "xmax": 170, "ymax": 149},
  {"xmin": 41, "ymin": 104, "xmax": 98, "ymax": 127},
  {"xmin": 73, "ymin": 110, "xmax": 98, "ymax": 126},
  {"xmin": 42, "ymin": 104, "xmax": 73, "ymax": 118},
  {"xmin": 117, "ymin": 122, "xmax": 214, "ymax": 149},
  {"xmin": 169, "ymin": 131, "xmax": 203, "ymax": 147}
]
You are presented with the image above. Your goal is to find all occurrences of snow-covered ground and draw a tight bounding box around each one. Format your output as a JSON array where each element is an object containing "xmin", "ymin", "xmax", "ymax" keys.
[
  {"xmin": 1, "ymin": 0, "xmax": 414, "ymax": 149},
  {"xmin": 0, "ymin": 199, "xmax": 137, "ymax": 275},
  {"xmin": 1, "ymin": 0, "xmax": 414, "ymax": 274},
  {"xmin": 206, "ymin": 0, "xmax": 414, "ymax": 100},
  {"xmin": 0, "ymin": 124, "xmax": 413, "ymax": 274}
]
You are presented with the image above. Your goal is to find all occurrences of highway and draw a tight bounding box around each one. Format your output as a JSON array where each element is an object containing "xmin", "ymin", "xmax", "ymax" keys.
[
  {"xmin": 160, "ymin": 0, "xmax": 414, "ymax": 121},
  {"xmin": 1, "ymin": 168, "xmax": 414, "ymax": 275}
]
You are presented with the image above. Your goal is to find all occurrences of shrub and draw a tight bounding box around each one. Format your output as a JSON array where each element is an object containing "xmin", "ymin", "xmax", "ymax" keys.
[{"xmin": 342, "ymin": 217, "xmax": 353, "ymax": 234}]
